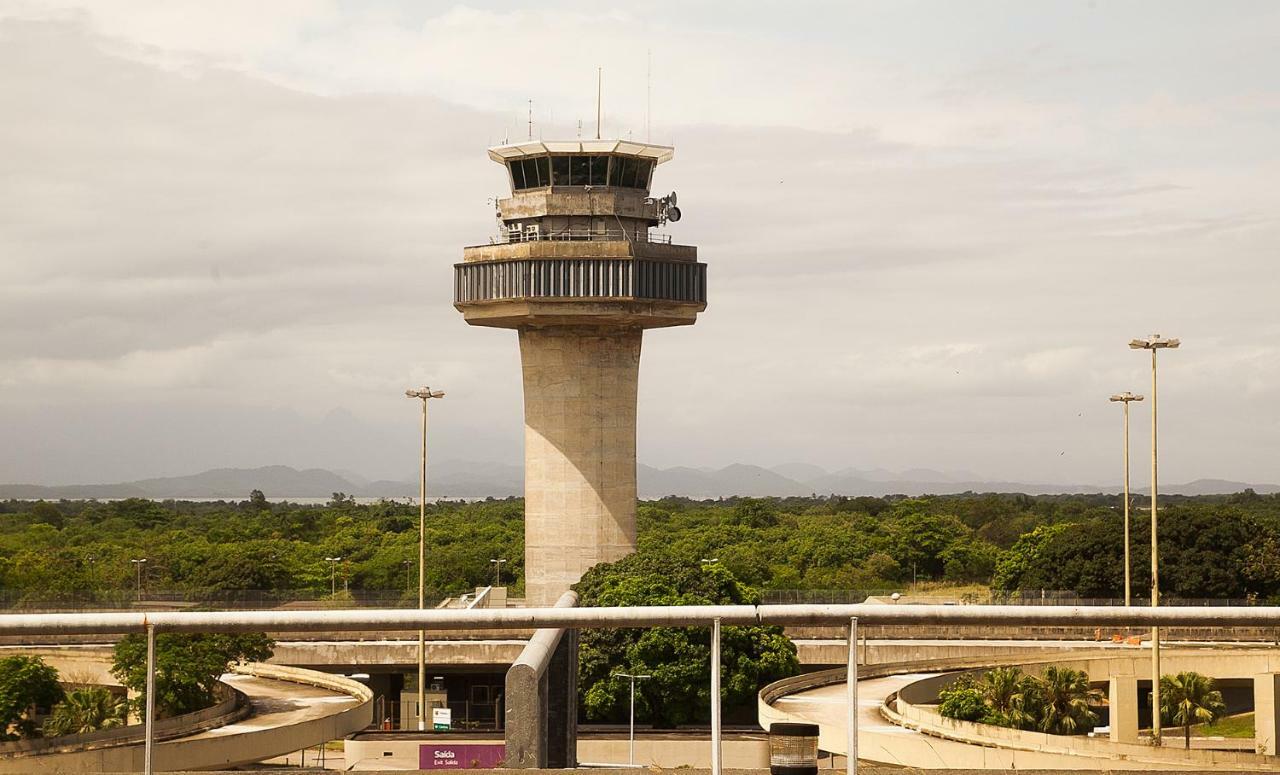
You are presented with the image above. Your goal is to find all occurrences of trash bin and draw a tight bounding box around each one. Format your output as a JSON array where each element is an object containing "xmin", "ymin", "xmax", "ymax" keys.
[{"xmin": 769, "ymin": 722, "xmax": 819, "ymax": 775}]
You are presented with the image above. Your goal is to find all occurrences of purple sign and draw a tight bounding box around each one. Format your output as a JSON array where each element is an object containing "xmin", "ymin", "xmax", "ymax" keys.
[{"xmin": 419, "ymin": 743, "xmax": 506, "ymax": 769}]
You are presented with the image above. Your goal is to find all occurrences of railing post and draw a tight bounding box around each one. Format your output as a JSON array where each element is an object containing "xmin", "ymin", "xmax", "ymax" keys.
[
  {"xmin": 847, "ymin": 617, "xmax": 858, "ymax": 775},
  {"xmin": 711, "ymin": 617, "xmax": 721, "ymax": 775},
  {"xmin": 144, "ymin": 622, "xmax": 156, "ymax": 775}
]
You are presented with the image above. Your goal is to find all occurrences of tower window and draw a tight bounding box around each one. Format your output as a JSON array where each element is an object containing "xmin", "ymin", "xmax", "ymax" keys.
[
  {"xmin": 509, "ymin": 157, "xmax": 551, "ymax": 189},
  {"xmin": 588, "ymin": 156, "xmax": 609, "ymax": 186},
  {"xmin": 552, "ymin": 156, "xmax": 570, "ymax": 186}
]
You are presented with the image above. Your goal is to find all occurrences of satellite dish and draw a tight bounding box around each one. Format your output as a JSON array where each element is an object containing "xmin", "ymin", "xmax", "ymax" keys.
[
  {"xmin": 668, "ymin": 191, "xmax": 678, "ymax": 207},
  {"xmin": 667, "ymin": 205, "xmax": 681, "ymax": 222}
]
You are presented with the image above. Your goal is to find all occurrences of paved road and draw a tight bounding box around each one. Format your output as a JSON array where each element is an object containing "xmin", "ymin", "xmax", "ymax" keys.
[{"xmin": 177, "ymin": 672, "xmax": 361, "ymax": 743}]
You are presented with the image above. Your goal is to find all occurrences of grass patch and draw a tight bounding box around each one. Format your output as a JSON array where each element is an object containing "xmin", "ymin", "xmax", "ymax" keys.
[{"xmin": 1191, "ymin": 712, "xmax": 1253, "ymax": 738}]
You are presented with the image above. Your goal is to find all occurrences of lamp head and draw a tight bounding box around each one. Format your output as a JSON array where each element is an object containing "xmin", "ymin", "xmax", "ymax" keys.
[
  {"xmin": 406, "ymin": 387, "xmax": 446, "ymax": 399},
  {"xmin": 1129, "ymin": 335, "xmax": 1181, "ymax": 350},
  {"xmin": 1109, "ymin": 392, "xmax": 1145, "ymax": 403}
]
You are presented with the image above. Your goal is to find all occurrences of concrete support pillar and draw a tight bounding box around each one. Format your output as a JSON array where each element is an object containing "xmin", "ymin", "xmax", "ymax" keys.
[
  {"xmin": 505, "ymin": 592, "xmax": 579, "ymax": 768},
  {"xmin": 1255, "ymin": 673, "xmax": 1280, "ymax": 755},
  {"xmin": 545, "ymin": 629, "xmax": 578, "ymax": 768},
  {"xmin": 1109, "ymin": 674, "xmax": 1139, "ymax": 743},
  {"xmin": 520, "ymin": 326, "xmax": 641, "ymax": 606}
]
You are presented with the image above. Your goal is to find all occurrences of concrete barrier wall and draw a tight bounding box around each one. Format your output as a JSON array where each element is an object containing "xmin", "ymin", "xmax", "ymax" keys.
[
  {"xmin": 0, "ymin": 682, "xmax": 247, "ymax": 758},
  {"xmin": 0, "ymin": 663, "xmax": 372, "ymax": 773},
  {"xmin": 883, "ymin": 650, "xmax": 1280, "ymax": 771}
]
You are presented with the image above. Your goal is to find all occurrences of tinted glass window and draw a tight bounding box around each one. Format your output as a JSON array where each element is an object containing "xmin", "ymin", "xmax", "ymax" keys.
[
  {"xmin": 536, "ymin": 157, "xmax": 550, "ymax": 187},
  {"xmin": 618, "ymin": 157, "xmax": 638, "ymax": 187},
  {"xmin": 552, "ymin": 156, "xmax": 571, "ymax": 185},
  {"xmin": 589, "ymin": 156, "xmax": 609, "ymax": 186},
  {"xmin": 570, "ymin": 156, "xmax": 590, "ymax": 185},
  {"xmin": 509, "ymin": 161, "xmax": 526, "ymax": 189},
  {"xmin": 608, "ymin": 157, "xmax": 623, "ymax": 187},
  {"xmin": 635, "ymin": 160, "xmax": 653, "ymax": 190}
]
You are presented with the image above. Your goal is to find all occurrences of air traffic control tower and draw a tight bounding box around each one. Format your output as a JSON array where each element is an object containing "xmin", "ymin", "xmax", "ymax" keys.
[{"xmin": 454, "ymin": 140, "xmax": 706, "ymax": 606}]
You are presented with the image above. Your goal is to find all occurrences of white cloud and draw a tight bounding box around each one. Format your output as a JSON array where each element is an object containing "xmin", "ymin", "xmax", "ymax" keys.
[{"xmin": 1, "ymin": 6, "xmax": 1279, "ymax": 487}]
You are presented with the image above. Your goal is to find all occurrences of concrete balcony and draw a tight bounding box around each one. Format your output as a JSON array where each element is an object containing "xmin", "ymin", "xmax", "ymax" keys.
[{"xmin": 453, "ymin": 252, "xmax": 706, "ymax": 330}]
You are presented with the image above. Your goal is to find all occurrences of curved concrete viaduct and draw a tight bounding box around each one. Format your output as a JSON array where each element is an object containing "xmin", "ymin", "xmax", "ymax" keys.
[
  {"xmin": 762, "ymin": 646, "xmax": 1280, "ymax": 771},
  {"xmin": 0, "ymin": 651, "xmax": 370, "ymax": 772}
]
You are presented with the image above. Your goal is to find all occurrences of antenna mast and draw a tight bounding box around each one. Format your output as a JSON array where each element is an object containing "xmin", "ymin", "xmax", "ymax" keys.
[
  {"xmin": 596, "ymin": 67, "xmax": 602, "ymax": 140},
  {"xmin": 527, "ymin": 99, "xmax": 533, "ymax": 140},
  {"xmin": 646, "ymin": 49, "xmax": 651, "ymax": 142}
]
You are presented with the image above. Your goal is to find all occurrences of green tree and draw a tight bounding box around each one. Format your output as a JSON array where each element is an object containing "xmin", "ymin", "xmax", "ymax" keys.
[
  {"xmin": 574, "ymin": 552, "xmax": 798, "ymax": 727},
  {"xmin": 0, "ymin": 655, "xmax": 63, "ymax": 739},
  {"xmin": 247, "ymin": 489, "xmax": 269, "ymax": 511},
  {"xmin": 1034, "ymin": 666, "xmax": 1100, "ymax": 735},
  {"xmin": 1160, "ymin": 671, "xmax": 1225, "ymax": 749},
  {"xmin": 43, "ymin": 687, "xmax": 126, "ymax": 736},
  {"xmin": 975, "ymin": 666, "xmax": 1039, "ymax": 729},
  {"xmin": 728, "ymin": 499, "xmax": 779, "ymax": 529},
  {"xmin": 937, "ymin": 675, "xmax": 986, "ymax": 722},
  {"xmin": 112, "ymin": 633, "xmax": 274, "ymax": 716}
]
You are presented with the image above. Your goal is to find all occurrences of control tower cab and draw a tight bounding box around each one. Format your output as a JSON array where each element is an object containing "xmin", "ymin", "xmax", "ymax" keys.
[{"xmin": 454, "ymin": 140, "xmax": 706, "ymax": 606}]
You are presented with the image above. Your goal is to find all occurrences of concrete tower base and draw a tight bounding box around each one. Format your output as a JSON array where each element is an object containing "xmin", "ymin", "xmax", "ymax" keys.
[{"xmin": 519, "ymin": 326, "xmax": 641, "ymax": 607}]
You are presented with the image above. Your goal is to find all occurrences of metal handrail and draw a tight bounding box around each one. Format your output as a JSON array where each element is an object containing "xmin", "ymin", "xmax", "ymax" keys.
[{"xmin": 489, "ymin": 229, "xmax": 672, "ymax": 245}]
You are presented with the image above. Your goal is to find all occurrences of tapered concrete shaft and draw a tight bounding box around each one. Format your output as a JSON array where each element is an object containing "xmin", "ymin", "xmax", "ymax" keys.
[{"xmin": 520, "ymin": 326, "xmax": 641, "ymax": 606}]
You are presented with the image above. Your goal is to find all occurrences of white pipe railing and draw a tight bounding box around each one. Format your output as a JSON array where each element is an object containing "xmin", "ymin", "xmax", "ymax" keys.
[
  {"xmin": 6, "ymin": 602, "xmax": 1280, "ymax": 635},
  {"xmin": 9, "ymin": 603, "xmax": 1279, "ymax": 775}
]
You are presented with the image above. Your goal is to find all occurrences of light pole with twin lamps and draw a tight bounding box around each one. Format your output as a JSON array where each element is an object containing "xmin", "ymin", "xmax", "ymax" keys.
[
  {"xmin": 405, "ymin": 386, "xmax": 445, "ymax": 730},
  {"xmin": 1129, "ymin": 334, "xmax": 1179, "ymax": 745}
]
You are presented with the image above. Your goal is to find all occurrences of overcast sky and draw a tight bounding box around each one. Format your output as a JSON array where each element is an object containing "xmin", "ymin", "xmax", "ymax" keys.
[{"xmin": 2, "ymin": 1, "xmax": 1278, "ymax": 487}]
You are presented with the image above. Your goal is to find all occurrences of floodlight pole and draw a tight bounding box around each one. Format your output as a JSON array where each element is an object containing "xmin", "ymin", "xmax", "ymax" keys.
[
  {"xmin": 406, "ymin": 386, "xmax": 445, "ymax": 731},
  {"xmin": 324, "ymin": 557, "xmax": 341, "ymax": 596},
  {"xmin": 614, "ymin": 672, "xmax": 651, "ymax": 765},
  {"xmin": 1109, "ymin": 392, "xmax": 1144, "ymax": 607},
  {"xmin": 1129, "ymin": 334, "xmax": 1179, "ymax": 746},
  {"xmin": 131, "ymin": 558, "xmax": 147, "ymax": 601}
]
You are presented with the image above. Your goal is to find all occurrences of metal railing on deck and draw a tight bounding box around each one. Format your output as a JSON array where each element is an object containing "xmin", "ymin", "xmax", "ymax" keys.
[{"xmin": 488, "ymin": 228, "xmax": 672, "ymax": 245}]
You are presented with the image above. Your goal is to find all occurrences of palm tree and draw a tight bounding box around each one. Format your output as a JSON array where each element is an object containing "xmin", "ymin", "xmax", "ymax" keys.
[
  {"xmin": 976, "ymin": 667, "xmax": 1039, "ymax": 729},
  {"xmin": 42, "ymin": 687, "xmax": 126, "ymax": 737},
  {"xmin": 1035, "ymin": 666, "xmax": 1101, "ymax": 735},
  {"xmin": 1160, "ymin": 671, "xmax": 1226, "ymax": 750}
]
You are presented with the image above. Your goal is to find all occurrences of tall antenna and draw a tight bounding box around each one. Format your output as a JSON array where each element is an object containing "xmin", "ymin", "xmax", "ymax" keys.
[
  {"xmin": 596, "ymin": 67, "xmax": 602, "ymax": 140},
  {"xmin": 646, "ymin": 49, "xmax": 652, "ymax": 143},
  {"xmin": 527, "ymin": 99, "xmax": 533, "ymax": 140}
]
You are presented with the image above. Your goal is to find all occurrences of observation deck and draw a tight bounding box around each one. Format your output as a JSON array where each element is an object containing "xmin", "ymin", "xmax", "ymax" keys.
[{"xmin": 454, "ymin": 139, "xmax": 706, "ymax": 330}]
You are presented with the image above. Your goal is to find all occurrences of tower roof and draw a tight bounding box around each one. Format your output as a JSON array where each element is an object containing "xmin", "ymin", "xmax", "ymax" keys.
[{"xmin": 487, "ymin": 140, "xmax": 674, "ymax": 165}]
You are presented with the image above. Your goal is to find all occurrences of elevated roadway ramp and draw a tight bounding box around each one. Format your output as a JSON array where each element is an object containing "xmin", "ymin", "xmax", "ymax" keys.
[
  {"xmin": 761, "ymin": 646, "xmax": 1280, "ymax": 771},
  {"xmin": 0, "ymin": 663, "xmax": 370, "ymax": 772}
]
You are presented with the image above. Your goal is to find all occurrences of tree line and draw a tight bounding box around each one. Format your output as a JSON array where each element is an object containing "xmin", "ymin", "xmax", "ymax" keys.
[{"xmin": 3, "ymin": 490, "xmax": 1280, "ymax": 605}]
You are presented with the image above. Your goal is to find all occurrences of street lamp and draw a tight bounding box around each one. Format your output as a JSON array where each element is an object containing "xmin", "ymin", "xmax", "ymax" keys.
[
  {"xmin": 1129, "ymin": 333, "xmax": 1179, "ymax": 746},
  {"xmin": 130, "ymin": 558, "xmax": 147, "ymax": 601},
  {"xmin": 324, "ymin": 557, "xmax": 342, "ymax": 596},
  {"xmin": 490, "ymin": 558, "xmax": 507, "ymax": 588},
  {"xmin": 406, "ymin": 385, "xmax": 445, "ymax": 731},
  {"xmin": 1108, "ymin": 391, "xmax": 1144, "ymax": 607},
  {"xmin": 403, "ymin": 560, "xmax": 413, "ymax": 592},
  {"xmin": 613, "ymin": 672, "xmax": 652, "ymax": 765},
  {"xmin": 699, "ymin": 558, "xmax": 720, "ymax": 566}
]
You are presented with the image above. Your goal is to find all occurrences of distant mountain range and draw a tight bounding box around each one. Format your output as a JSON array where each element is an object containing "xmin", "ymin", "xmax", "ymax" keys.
[{"xmin": 3, "ymin": 463, "xmax": 1277, "ymax": 500}]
